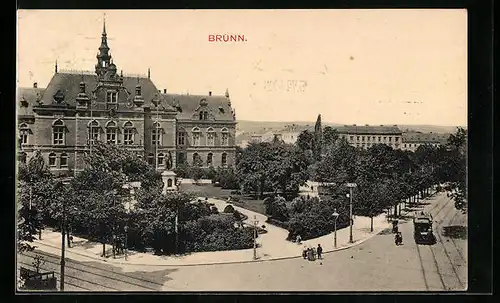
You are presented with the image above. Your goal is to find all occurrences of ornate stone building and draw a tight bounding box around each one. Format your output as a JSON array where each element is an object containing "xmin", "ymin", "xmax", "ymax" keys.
[
  {"xmin": 336, "ymin": 124, "xmax": 403, "ymax": 149},
  {"xmin": 17, "ymin": 20, "xmax": 237, "ymax": 177}
]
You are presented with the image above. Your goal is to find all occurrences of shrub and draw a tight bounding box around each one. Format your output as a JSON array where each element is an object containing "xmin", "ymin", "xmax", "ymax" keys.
[
  {"xmin": 203, "ymin": 166, "xmax": 217, "ymax": 180},
  {"xmin": 210, "ymin": 206, "xmax": 219, "ymax": 214},
  {"xmin": 214, "ymin": 166, "xmax": 240, "ymax": 189},
  {"xmin": 173, "ymin": 164, "xmax": 189, "ymax": 178},
  {"xmin": 223, "ymin": 205, "xmax": 235, "ymax": 213}
]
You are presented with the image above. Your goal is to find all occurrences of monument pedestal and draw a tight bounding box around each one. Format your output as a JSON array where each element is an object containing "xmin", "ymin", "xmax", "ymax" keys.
[{"xmin": 161, "ymin": 170, "xmax": 177, "ymax": 194}]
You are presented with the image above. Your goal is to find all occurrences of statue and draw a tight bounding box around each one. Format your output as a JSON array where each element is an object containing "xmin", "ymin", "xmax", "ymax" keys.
[{"xmin": 166, "ymin": 151, "xmax": 173, "ymax": 170}]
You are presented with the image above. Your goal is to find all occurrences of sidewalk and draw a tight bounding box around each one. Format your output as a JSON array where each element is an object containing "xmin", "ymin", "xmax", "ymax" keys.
[{"xmin": 30, "ymin": 193, "xmax": 435, "ymax": 267}]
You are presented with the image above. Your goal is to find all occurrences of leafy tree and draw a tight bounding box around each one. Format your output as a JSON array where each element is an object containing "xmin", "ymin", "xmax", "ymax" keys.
[
  {"xmin": 17, "ymin": 151, "xmax": 56, "ymax": 252},
  {"xmin": 323, "ymin": 126, "xmax": 339, "ymax": 149},
  {"xmin": 311, "ymin": 139, "xmax": 357, "ymax": 185},
  {"xmin": 214, "ymin": 166, "xmax": 240, "ymax": 189},
  {"xmin": 442, "ymin": 128, "xmax": 467, "ymax": 209},
  {"xmin": 296, "ymin": 130, "xmax": 314, "ymax": 151},
  {"xmin": 263, "ymin": 195, "xmax": 289, "ymax": 221}
]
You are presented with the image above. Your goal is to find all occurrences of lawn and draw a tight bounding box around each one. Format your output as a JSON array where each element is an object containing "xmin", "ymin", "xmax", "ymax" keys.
[{"xmin": 179, "ymin": 183, "xmax": 267, "ymax": 215}]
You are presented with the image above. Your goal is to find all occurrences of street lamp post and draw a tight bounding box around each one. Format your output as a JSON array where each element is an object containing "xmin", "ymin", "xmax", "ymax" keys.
[
  {"xmin": 332, "ymin": 209, "xmax": 339, "ymax": 248},
  {"xmin": 253, "ymin": 215, "xmax": 258, "ymax": 260},
  {"xmin": 60, "ymin": 190, "xmax": 67, "ymax": 291},
  {"xmin": 346, "ymin": 183, "xmax": 357, "ymax": 244}
]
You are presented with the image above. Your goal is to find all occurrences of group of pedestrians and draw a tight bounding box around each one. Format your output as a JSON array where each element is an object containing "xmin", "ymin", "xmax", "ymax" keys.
[
  {"xmin": 302, "ymin": 244, "xmax": 323, "ymax": 261},
  {"xmin": 296, "ymin": 234, "xmax": 323, "ymax": 261}
]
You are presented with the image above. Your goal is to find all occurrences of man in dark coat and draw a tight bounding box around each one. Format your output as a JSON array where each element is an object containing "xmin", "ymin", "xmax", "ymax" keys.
[{"xmin": 317, "ymin": 244, "xmax": 323, "ymax": 259}]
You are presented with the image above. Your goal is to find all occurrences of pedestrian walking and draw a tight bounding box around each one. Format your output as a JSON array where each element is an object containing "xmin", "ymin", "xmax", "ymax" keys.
[
  {"xmin": 296, "ymin": 234, "xmax": 302, "ymax": 244},
  {"xmin": 302, "ymin": 245, "xmax": 308, "ymax": 259},
  {"xmin": 317, "ymin": 244, "xmax": 323, "ymax": 259}
]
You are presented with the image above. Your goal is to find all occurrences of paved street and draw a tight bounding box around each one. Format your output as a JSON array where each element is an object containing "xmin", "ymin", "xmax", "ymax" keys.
[{"xmin": 18, "ymin": 192, "xmax": 466, "ymax": 291}]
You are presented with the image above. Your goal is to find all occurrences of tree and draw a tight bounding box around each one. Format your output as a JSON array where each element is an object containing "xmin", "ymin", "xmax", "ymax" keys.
[
  {"xmin": 17, "ymin": 150, "xmax": 56, "ymax": 252},
  {"xmin": 311, "ymin": 139, "xmax": 357, "ymax": 185},
  {"xmin": 263, "ymin": 195, "xmax": 289, "ymax": 221},
  {"xmin": 296, "ymin": 130, "xmax": 314, "ymax": 151},
  {"xmin": 323, "ymin": 126, "xmax": 339, "ymax": 149},
  {"xmin": 442, "ymin": 128, "xmax": 467, "ymax": 210},
  {"xmin": 312, "ymin": 114, "xmax": 323, "ymax": 161}
]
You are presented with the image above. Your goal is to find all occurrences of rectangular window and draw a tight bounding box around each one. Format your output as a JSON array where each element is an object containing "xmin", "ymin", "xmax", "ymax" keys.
[
  {"xmin": 177, "ymin": 132, "xmax": 185, "ymax": 145},
  {"xmin": 177, "ymin": 152, "xmax": 185, "ymax": 164},
  {"xmin": 207, "ymin": 132, "xmax": 215, "ymax": 146},
  {"xmin": 362, "ymin": 136, "xmax": 365, "ymax": 142},
  {"xmin": 124, "ymin": 129, "xmax": 134, "ymax": 145},
  {"xmin": 53, "ymin": 127, "xmax": 65, "ymax": 145},
  {"xmin": 107, "ymin": 92, "xmax": 118, "ymax": 103},
  {"xmin": 60, "ymin": 156, "xmax": 68, "ymax": 167},
  {"xmin": 395, "ymin": 137, "xmax": 399, "ymax": 142},
  {"xmin": 221, "ymin": 133, "xmax": 229, "ymax": 146},
  {"xmin": 152, "ymin": 130, "xmax": 161, "ymax": 146},
  {"xmin": 378, "ymin": 136, "xmax": 381, "ymax": 142},
  {"xmin": 350, "ymin": 136, "xmax": 354, "ymax": 141},
  {"xmin": 49, "ymin": 156, "xmax": 56, "ymax": 167},
  {"xmin": 158, "ymin": 155, "xmax": 164, "ymax": 166},
  {"xmin": 356, "ymin": 136, "xmax": 360, "ymax": 141},
  {"xmin": 388, "ymin": 137, "xmax": 392, "ymax": 142}
]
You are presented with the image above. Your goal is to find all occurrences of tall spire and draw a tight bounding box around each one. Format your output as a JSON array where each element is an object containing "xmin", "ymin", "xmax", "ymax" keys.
[
  {"xmin": 55, "ymin": 59, "xmax": 58, "ymax": 73},
  {"xmin": 103, "ymin": 13, "xmax": 107, "ymax": 36},
  {"xmin": 148, "ymin": 68, "xmax": 151, "ymax": 79}
]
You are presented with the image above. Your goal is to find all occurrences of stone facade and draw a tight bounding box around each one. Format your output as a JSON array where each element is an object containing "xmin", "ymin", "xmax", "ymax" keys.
[
  {"xmin": 17, "ymin": 20, "xmax": 236, "ymax": 177},
  {"xmin": 337, "ymin": 124, "xmax": 403, "ymax": 149}
]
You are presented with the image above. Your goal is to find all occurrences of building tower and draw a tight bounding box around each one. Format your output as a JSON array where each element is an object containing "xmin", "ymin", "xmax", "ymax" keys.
[{"xmin": 95, "ymin": 16, "xmax": 112, "ymax": 77}]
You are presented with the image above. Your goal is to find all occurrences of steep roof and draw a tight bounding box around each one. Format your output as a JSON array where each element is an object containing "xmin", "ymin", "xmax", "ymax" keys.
[
  {"xmin": 162, "ymin": 93, "xmax": 235, "ymax": 122},
  {"xmin": 37, "ymin": 72, "xmax": 175, "ymax": 111},
  {"xmin": 17, "ymin": 87, "xmax": 44, "ymax": 117},
  {"xmin": 402, "ymin": 132, "xmax": 449, "ymax": 144},
  {"xmin": 336, "ymin": 125, "xmax": 402, "ymax": 135}
]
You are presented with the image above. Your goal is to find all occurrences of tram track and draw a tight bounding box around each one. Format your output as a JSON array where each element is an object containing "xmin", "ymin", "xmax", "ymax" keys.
[{"xmin": 19, "ymin": 250, "xmax": 173, "ymax": 291}]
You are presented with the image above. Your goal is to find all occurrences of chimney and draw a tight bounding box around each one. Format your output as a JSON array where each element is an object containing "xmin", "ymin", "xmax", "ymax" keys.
[
  {"xmin": 365, "ymin": 124, "xmax": 369, "ymax": 126},
  {"xmin": 352, "ymin": 124, "xmax": 356, "ymax": 126},
  {"xmin": 33, "ymin": 82, "xmax": 38, "ymax": 88},
  {"xmin": 209, "ymin": 91, "xmax": 212, "ymax": 96},
  {"xmin": 163, "ymin": 89, "xmax": 167, "ymax": 94}
]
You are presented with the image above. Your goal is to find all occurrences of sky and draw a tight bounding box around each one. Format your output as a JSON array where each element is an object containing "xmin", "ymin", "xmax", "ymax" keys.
[{"xmin": 17, "ymin": 9, "xmax": 467, "ymax": 126}]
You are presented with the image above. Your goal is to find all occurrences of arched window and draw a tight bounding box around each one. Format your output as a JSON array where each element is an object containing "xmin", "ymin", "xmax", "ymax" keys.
[
  {"xmin": 88, "ymin": 120, "xmax": 100, "ymax": 144},
  {"xmin": 207, "ymin": 127, "xmax": 215, "ymax": 146},
  {"xmin": 221, "ymin": 128, "xmax": 229, "ymax": 146},
  {"xmin": 52, "ymin": 119, "xmax": 65, "ymax": 145},
  {"xmin": 123, "ymin": 121, "xmax": 134, "ymax": 145},
  {"xmin": 167, "ymin": 179, "xmax": 173, "ymax": 187},
  {"xmin": 158, "ymin": 153, "xmax": 165, "ymax": 167},
  {"xmin": 60, "ymin": 153, "xmax": 68, "ymax": 167},
  {"xmin": 207, "ymin": 153, "xmax": 213, "ymax": 166},
  {"xmin": 221, "ymin": 153, "xmax": 227, "ymax": 166},
  {"xmin": 48, "ymin": 153, "xmax": 57, "ymax": 167},
  {"xmin": 147, "ymin": 153, "xmax": 154, "ymax": 166},
  {"xmin": 192, "ymin": 152, "xmax": 202, "ymax": 166},
  {"xmin": 192, "ymin": 127, "xmax": 201, "ymax": 146},
  {"xmin": 19, "ymin": 123, "xmax": 29, "ymax": 145},
  {"xmin": 106, "ymin": 121, "xmax": 117, "ymax": 144},
  {"xmin": 152, "ymin": 122, "xmax": 162, "ymax": 146}
]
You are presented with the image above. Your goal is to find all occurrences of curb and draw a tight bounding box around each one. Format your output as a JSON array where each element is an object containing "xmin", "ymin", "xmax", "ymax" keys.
[{"xmin": 32, "ymin": 225, "xmax": 387, "ymax": 267}]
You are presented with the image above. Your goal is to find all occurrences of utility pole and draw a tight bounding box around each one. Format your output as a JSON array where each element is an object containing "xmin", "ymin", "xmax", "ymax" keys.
[
  {"xmin": 60, "ymin": 195, "xmax": 66, "ymax": 291},
  {"xmin": 175, "ymin": 204, "xmax": 179, "ymax": 254},
  {"xmin": 346, "ymin": 183, "xmax": 357, "ymax": 244},
  {"xmin": 253, "ymin": 215, "xmax": 258, "ymax": 260}
]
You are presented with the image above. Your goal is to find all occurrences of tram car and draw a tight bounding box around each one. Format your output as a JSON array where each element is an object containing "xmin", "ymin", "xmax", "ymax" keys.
[{"xmin": 413, "ymin": 214, "xmax": 434, "ymax": 244}]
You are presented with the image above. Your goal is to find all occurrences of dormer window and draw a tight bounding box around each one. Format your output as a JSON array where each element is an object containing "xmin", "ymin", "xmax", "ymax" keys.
[
  {"xmin": 199, "ymin": 111, "xmax": 208, "ymax": 120},
  {"xmin": 107, "ymin": 91, "xmax": 118, "ymax": 103},
  {"xmin": 219, "ymin": 106, "xmax": 225, "ymax": 114}
]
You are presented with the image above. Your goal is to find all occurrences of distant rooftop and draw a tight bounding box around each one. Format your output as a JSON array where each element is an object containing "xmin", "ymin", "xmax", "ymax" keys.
[{"xmin": 336, "ymin": 124, "xmax": 402, "ymax": 135}]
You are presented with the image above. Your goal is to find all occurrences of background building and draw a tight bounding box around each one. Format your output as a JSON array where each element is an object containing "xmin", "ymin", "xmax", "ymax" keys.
[
  {"xmin": 17, "ymin": 20, "xmax": 237, "ymax": 177},
  {"xmin": 336, "ymin": 124, "xmax": 403, "ymax": 149},
  {"xmin": 401, "ymin": 131, "xmax": 449, "ymax": 151}
]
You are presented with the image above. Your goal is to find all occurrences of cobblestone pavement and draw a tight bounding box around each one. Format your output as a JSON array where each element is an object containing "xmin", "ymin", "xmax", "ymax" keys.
[{"xmin": 19, "ymin": 192, "xmax": 466, "ymax": 291}]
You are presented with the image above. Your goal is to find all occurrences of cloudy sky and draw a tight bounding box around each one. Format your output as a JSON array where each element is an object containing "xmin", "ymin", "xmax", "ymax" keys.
[{"xmin": 17, "ymin": 9, "xmax": 467, "ymax": 126}]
